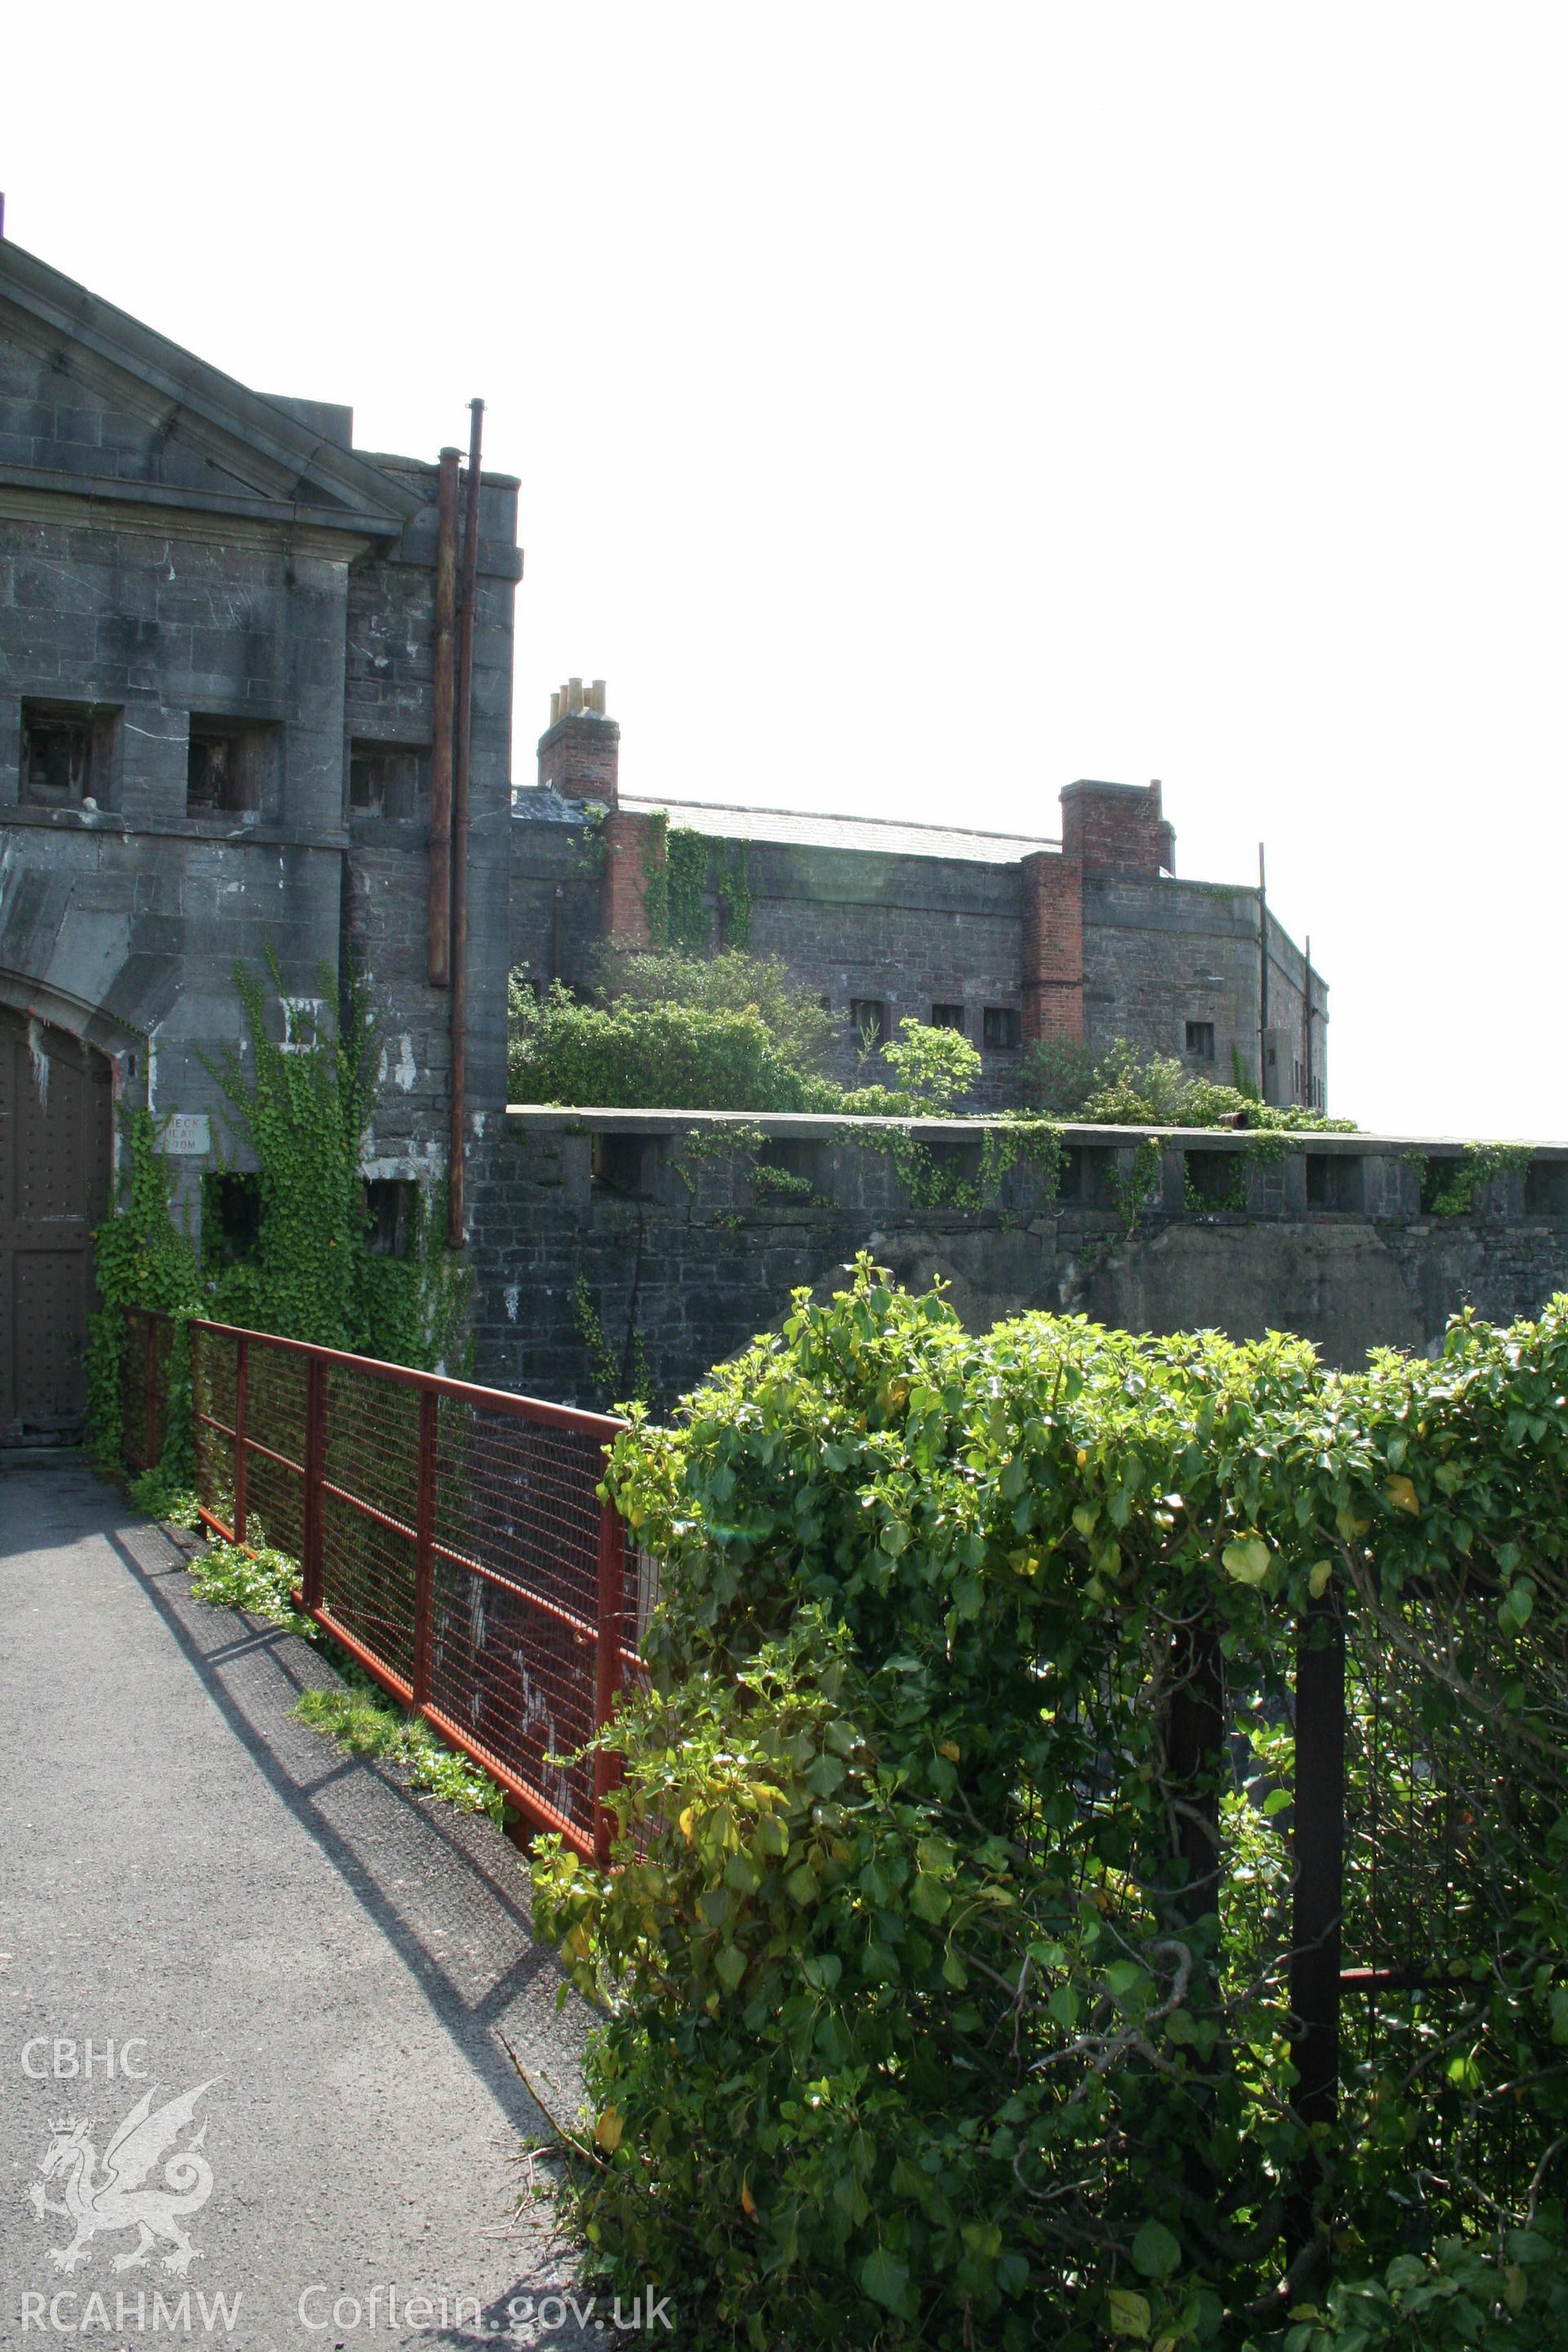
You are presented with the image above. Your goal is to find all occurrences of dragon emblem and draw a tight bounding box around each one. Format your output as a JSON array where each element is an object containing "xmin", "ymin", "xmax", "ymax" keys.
[{"xmin": 28, "ymin": 2082, "xmax": 215, "ymax": 2274}]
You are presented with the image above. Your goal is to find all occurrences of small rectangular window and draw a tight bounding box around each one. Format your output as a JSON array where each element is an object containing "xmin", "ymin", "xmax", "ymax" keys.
[
  {"xmin": 930, "ymin": 1003, "xmax": 966, "ymax": 1033},
  {"xmin": 202, "ymin": 1172, "xmax": 262, "ymax": 1266},
  {"xmin": 21, "ymin": 699, "xmax": 119, "ymax": 808},
  {"xmin": 850, "ymin": 999, "xmax": 890, "ymax": 1047},
  {"xmin": 982, "ymin": 1006, "xmax": 1021, "ymax": 1050},
  {"xmin": 592, "ymin": 1132, "xmax": 665, "ymax": 1199},
  {"xmin": 1185, "ymin": 1151, "xmax": 1247, "ymax": 1211},
  {"xmin": 280, "ymin": 997, "xmax": 324, "ymax": 1054},
  {"xmin": 365, "ymin": 1178, "xmax": 416, "ymax": 1258},
  {"xmin": 187, "ymin": 716, "xmax": 278, "ymax": 817},
  {"xmin": 1306, "ymin": 1155, "xmax": 1363, "ymax": 1212},
  {"xmin": 350, "ymin": 740, "xmax": 428, "ymax": 821},
  {"xmin": 1185, "ymin": 1020, "xmax": 1216, "ymax": 1061},
  {"xmin": 1526, "ymin": 1160, "xmax": 1568, "ymax": 1217},
  {"xmin": 752, "ymin": 1136, "xmax": 829, "ymax": 1200}
]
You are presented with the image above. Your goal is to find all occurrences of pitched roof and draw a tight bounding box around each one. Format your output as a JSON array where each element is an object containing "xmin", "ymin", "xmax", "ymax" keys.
[
  {"xmin": 0, "ymin": 235, "xmax": 423, "ymax": 534},
  {"xmin": 616, "ymin": 794, "xmax": 1059, "ymax": 864}
]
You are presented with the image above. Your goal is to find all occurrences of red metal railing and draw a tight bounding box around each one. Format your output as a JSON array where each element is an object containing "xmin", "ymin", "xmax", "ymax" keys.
[
  {"xmin": 184, "ymin": 1317, "xmax": 639, "ymax": 1864},
  {"xmin": 121, "ymin": 1306, "xmax": 174, "ymax": 1474}
]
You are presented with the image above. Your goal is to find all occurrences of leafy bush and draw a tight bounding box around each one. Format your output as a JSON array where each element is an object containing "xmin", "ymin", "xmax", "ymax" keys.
[
  {"xmin": 876, "ymin": 1018, "xmax": 983, "ymax": 1113},
  {"xmin": 1020, "ymin": 1036, "xmax": 1356, "ymax": 1133},
  {"xmin": 532, "ymin": 1264, "xmax": 1568, "ymax": 2350},
  {"xmin": 510, "ymin": 982, "xmax": 986, "ymax": 1120},
  {"xmin": 1072, "ymin": 1040, "xmax": 1357, "ymax": 1134},
  {"xmin": 594, "ymin": 947, "xmax": 835, "ymax": 1077},
  {"xmin": 510, "ymin": 981, "xmax": 833, "ymax": 1113},
  {"xmin": 1245, "ymin": 2227, "xmax": 1568, "ymax": 2351}
]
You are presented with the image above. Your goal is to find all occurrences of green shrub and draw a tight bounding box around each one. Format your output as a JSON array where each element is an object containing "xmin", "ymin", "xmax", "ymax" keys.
[
  {"xmin": 532, "ymin": 1264, "xmax": 1568, "ymax": 2349},
  {"xmin": 510, "ymin": 984, "xmax": 985, "ymax": 1120},
  {"xmin": 594, "ymin": 947, "xmax": 835, "ymax": 1076},
  {"xmin": 1023, "ymin": 1036, "xmax": 1356, "ymax": 1133},
  {"xmin": 292, "ymin": 1684, "xmax": 505, "ymax": 1821},
  {"xmin": 510, "ymin": 982, "xmax": 832, "ymax": 1112},
  {"xmin": 1076, "ymin": 1040, "xmax": 1356, "ymax": 1133}
]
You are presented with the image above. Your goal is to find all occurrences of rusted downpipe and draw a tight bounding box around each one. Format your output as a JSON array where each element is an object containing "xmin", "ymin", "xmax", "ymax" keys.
[
  {"xmin": 427, "ymin": 448, "xmax": 460, "ymax": 986},
  {"xmin": 448, "ymin": 398, "xmax": 484, "ymax": 1250}
]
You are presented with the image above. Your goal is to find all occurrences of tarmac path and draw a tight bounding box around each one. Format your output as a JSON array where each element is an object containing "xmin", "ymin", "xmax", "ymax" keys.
[{"xmin": 0, "ymin": 1467, "xmax": 623, "ymax": 2352}]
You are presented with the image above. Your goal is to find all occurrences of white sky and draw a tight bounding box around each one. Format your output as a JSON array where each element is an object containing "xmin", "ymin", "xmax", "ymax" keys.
[{"xmin": 4, "ymin": 3, "xmax": 1563, "ymax": 1138}]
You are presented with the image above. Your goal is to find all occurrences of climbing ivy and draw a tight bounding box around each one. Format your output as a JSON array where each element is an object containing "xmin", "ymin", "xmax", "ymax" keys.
[
  {"xmin": 573, "ymin": 1272, "xmax": 654, "ymax": 1412},
  {"xmin": 1112, "ymin": 1133, "xmax": 1166, "ymax": 1235},
  {"xmin": 1405, "ymin": 1143, "xmax": 1532, "ymax": 1218},
  {"xmin": 854, "ymin": 1115, "xmax": 1066, "ymax": 1214},
  {"xmin": 85, "ymin": 1107, "xmax": 205, "ymax": 1503},
  {"xmin": 640, "ymin": 814, "xmax": 713, "ymax": 954},
  {"xmin": 717, "ymin": 841, "xmax": 752, "ymax": 949},
  {"xmin": 89, "ymin": 960, "xmax": 470, "ymax": 1494},
  {"xmin": 665, "ymin": 827, "xmax": 710, "ymax": 952}
]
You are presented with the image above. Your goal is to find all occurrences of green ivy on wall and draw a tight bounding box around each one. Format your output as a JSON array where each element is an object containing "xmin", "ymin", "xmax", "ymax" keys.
[
  {"xmin": 665, "ymin": 828, "xmax": 710, "ymax": 952},
  {"xmin": 88, "ymin": 958, "xmax": 470, "ymax": 1499},
  {"xmin": 717, "ymin": 841, "xmax": 752, "ymax": 949},
  {"xmin": 642, "ymin": 813, "xmax": 712, "ymax": 954}
]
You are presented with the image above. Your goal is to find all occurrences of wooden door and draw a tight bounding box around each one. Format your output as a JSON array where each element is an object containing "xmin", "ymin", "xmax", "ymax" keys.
[{"xmin": 0, "ymin": 1006, "xmax": 114, "ymax": 1445}]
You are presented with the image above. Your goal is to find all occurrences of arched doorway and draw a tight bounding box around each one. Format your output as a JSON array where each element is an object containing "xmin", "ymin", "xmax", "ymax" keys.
[{"xmin": 0, "ymin": 1005, "xmax": 114, "ymax": 1447}]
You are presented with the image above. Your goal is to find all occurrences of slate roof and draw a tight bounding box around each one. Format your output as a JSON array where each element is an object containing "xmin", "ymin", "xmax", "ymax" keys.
[{"xmin": 615, "ymin": 795, "xmax": 1060, "ymax": 864}]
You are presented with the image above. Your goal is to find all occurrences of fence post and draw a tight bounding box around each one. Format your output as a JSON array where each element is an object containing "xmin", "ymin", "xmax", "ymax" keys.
[
  {"xmin": 1292, "ymin": 1592, "xmax": 1346, "ymax": 2128},
  {"xmin": 301, "ymin": 1354, "xmax": 327, "ymax": 1613},
  {"xmin": 233, "ymin": 1335, "xmax": 249, "ymax": 1546},
  {"xmin": 412, "ymin": 1389, "xmax": 438, "ymax": 1707},
  {"xmin": 593, "ymin": 1501, "xmax": 626, "ymax": 1869},
  {"xmin": 144, "ymin": 1312, "xmax": 158, "ymax": 1474}
]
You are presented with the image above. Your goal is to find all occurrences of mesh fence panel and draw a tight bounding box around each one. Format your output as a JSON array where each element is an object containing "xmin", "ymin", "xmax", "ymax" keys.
[
  {"xmin": 317, "ymin": 1361, "xmax": 420, "ymax": 1684},
  {"xmin": 1339, "ymin": 1587, "xmax": 1547, "ymax": 2218},
  {"xmin": 242, "ymin": 1344, "xmax": 307, "ymax": 1561},
  {"xmin": 180, "ymin": 1321, "xmax": 635, "ymax": 1854},
  {"xmin": 430, "ymin": 1395, "xmax": 612, "ymax": 1842},
  {"xmin": 192, "ymin": 1325, "xmax": 238, "ymax": 1531}
]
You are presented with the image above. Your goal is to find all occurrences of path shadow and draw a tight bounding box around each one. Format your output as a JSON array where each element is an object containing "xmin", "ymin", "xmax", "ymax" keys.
[{"xmin": 103, "ymin": 1510, "xmax": 587, "ymax": 2140}]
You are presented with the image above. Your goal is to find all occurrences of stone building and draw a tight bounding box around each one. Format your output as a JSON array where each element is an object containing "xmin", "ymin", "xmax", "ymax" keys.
[
  {"xmin": 511, "ymin": 684, "xmax": 1328, "ymax": 1112},
  {"xmin": 0, "ymin": 228, "xmax": 520, "ymax": 1442},
  {"xmin": 0, "ymin": 221, "xmax": 1330, "ymax": 1448}
]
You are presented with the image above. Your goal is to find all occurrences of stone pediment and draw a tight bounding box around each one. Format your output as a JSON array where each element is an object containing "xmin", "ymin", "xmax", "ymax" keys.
[{"xmin": 0, "ymin": 236, "xmax": 422, "ymax": 538}]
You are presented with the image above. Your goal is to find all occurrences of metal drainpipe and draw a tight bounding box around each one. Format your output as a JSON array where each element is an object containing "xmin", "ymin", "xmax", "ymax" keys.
[
  {"xmin": 427, "ymin": 448, "xmax": 460, "ymax": 986},
  {"xmin": 1258, "ymin": 842, "xmax": 1268, "ymax": 1104},
  {"xmin": 448, "ymin": 399, "xmax": 483, "ymax": 1250},
  {"xmin": 1303, "ymin": 931, "xmax": 1314, "ymax": 1110}
]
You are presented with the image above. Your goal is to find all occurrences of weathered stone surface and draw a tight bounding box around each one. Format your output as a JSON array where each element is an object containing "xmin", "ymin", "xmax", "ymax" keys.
[
  {"xmin": 0, "ymin": 234, "xmax": 520, "ymax": 1240},
  {"xmin": 466, "ymin": 1111, "xmax": 1568, "ymax": 1412}
]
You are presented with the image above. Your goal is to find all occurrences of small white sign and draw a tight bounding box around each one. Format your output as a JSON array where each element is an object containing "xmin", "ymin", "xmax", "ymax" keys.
[{"xmin": 162, "ymin": 1113, "xmax": 212, "ymax": 1157}]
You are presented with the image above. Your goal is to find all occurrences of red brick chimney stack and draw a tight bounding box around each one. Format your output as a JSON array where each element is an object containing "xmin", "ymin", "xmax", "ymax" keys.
[
  {"xmin": 1058, "ymin": 777, "xmax": 1174, "ymax": 877},
  {"xmin": 537, "ymin": 676, "xmax": 619, "ymax": 805},
  {"xmin": 1021, "ymin": 780, "xmax": 1177, "ymax": 1049}
]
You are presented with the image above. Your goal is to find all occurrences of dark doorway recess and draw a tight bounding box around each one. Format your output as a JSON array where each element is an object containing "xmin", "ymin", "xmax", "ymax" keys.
[{"xmin": 0, "ymin": 1005, "xmax": 114, "ymax": 1445}]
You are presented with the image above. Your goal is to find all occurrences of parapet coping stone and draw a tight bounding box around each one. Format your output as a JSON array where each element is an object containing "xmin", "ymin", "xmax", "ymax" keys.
[{"xmin": 502, "ymin": 1106, "xmax": 1568, "ymax": 1158}]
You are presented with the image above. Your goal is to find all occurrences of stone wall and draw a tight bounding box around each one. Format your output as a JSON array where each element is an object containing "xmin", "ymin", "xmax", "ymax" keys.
[
  {"xmin": 466, "ymin": 1111, "xmax": 1568, "ymax": 1413},
  {"xmin": 508, "ymin": 778, "xmax": 1329, "ymax": 1115},
  {"xmin": 343, "ymin": 467, "xmax": 519, "ymax": 1176},
  {"xmin": 0, "ymin": 237, "xmax": 522, "ymax": 1225}
]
